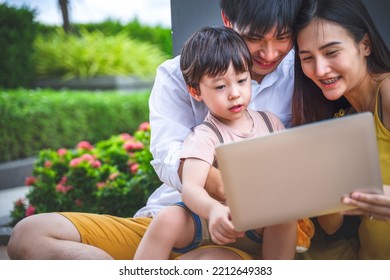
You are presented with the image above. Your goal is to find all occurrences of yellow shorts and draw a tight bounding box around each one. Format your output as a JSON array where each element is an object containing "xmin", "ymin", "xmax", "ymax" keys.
[
  {"xmin": 176, "ymin": 245, "xmax": 254, "ymax": 260},
  {"xmin": 60, "ymin": 212, "xmax": 255, "ymax": 260}
]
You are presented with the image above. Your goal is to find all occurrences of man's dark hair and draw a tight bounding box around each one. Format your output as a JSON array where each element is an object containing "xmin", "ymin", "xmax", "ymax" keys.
[{"xmin": 220, "ymin": 0, "xmax": 303, "ymax": 37}]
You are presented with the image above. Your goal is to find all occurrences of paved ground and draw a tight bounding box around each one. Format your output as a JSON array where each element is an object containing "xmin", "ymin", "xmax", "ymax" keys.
[
  {"xmin": 0, "ymin": 186, "xmax": 29, "ymax": 260},
  {"xmin": 0, "ymin": 246, "xmax": 9, "ymax": 260}
]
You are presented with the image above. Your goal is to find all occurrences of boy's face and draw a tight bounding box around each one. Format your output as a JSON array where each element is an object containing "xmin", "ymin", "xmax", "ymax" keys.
[
  {"xmin": 191, "ymin": 63, "xmax": 252, "ymax": 125},
  {"xmin": 233, "ymin": 26, "xmax": 293, "ymax": 83}
]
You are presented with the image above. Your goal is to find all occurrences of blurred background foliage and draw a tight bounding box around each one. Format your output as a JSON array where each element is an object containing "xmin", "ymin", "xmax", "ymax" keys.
[
  {"xmin": 34, "ymin": 28, "xmax": 168, "ymax": 80},
  {"xmin": 0, "ymin": 2, "xmax": 171, "ymax": 162},
  {"xmin": 0, "ymin": 2, "xmax": 172, "ymax": 88},
  {"xmin": 0, "ymin": 3, "xmax": 38, "ymax": 88},
  {"xmin": 0, "ymin": 89, "xmax": 150, "ymax": 163}
]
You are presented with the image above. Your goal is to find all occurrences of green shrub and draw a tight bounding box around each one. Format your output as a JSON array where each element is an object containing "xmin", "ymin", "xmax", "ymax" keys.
[
  {"xmin": 0, "ymin": 3, "xmax": 37, "ymax": 88},
  {"xmin": 34, "ymin": 29, "xmax": 168, "ymax": 80},
  {"xmin": 75, "ymin": 19, "xmax": 172, "ymax": 56},
  {"xmin": 123, "ymin": 19, "xmax": 172, "ymax": 56},
  {"xmin": 0, "ymin": 89, "xmax": 150, "ymax": 162},
  {"xmin": 37, "ymin": 19, "xmax": 172, "ymax": 57},
  {"xmin": 10, "ymin": 122, "xmax": 161, "ymax": 226}
]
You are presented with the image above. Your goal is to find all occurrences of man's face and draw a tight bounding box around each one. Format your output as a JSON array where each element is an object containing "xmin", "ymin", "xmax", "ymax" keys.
[{"xmin": 234, "ymin": 26, "xmax": 293, "ymax": 83}]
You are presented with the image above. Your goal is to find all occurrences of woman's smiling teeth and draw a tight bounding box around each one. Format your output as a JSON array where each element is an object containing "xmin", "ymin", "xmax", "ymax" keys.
[{"xmin": 320, "ymin": 77, "xmax": 340, "ymax": 85}]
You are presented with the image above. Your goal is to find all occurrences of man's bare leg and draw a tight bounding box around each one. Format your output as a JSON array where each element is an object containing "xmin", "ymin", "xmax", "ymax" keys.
[{"xmin": 7, "ymin": 213, "xmax": 113, "ymax": 260}]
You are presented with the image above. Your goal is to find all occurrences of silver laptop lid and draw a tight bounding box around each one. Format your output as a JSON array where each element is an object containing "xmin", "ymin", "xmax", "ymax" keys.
[{"xmin": 215, "ymin": 112, "xmax": 383, "ymax": 231}]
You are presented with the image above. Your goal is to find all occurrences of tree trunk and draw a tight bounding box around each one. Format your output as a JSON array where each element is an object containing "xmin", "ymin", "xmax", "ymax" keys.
[{"xmin": 59, "ymin": 0, "xmax": 71, "ymax": 33}]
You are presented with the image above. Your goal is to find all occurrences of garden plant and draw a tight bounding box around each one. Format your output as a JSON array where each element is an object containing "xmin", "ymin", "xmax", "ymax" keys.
[{"xmin": 10, "ymin": 122, "xmax": 161, "ymax": 226}]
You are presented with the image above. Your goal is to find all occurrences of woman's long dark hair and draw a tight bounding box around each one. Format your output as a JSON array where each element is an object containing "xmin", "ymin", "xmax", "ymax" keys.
[{"xmin": 291, "ymin": 0, "xmax": 390, "ymax": 126}]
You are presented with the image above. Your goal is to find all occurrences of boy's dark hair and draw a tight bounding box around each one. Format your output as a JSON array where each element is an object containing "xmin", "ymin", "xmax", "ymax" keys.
[
  {"xmin": 180, "ymin": 26, "xmax": 252, "ymax": 91},
  {"xmin": 219, "ymin": 0, "xmax": 303, "ymax": 37}
]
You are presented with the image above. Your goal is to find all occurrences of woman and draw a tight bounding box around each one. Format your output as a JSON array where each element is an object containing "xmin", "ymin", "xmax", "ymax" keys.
[{"xmin": 292, "ymin": 0, "xmax": 390, "ymax": 259}]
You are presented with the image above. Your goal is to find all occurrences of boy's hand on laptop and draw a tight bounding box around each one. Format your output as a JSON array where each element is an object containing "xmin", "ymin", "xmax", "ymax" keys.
[
  {"xmin": 208, "ymin": 204, "xmax": 244, "ymax": 245},
  {"xmin": 341, "ymin": 186, "xmax": 390, "ymax": 221}
]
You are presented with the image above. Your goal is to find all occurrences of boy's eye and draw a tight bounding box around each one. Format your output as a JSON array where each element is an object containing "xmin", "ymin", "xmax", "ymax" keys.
[
  {"xmin": 238, "ymin": 77, "xmax": 247, "ymax": 84},
  {"xmin": 215, "ymin": 85, "xmax": 225, "ymax": 90}
]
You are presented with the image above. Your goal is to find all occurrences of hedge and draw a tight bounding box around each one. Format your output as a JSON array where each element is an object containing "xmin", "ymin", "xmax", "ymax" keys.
[
  {"xmin": 0, "ymin": 89, "xmax": 150, "ymax": 163},
  {"xmin": 0, "ymin": 3, "xmax": 37, "ymax": 88}
]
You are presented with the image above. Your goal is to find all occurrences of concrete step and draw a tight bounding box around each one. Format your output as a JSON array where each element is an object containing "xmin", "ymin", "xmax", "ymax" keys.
[
  {"xmin": 0, "ymin": 245, "xmax": 9, "ymax": 260},
  {"xmin": 0, "ymin": 158, "xmax": 35, "ymax": 190},
  {"xmin": 0, "ymin": 186, "xmax": 29, "ymax": 247}
]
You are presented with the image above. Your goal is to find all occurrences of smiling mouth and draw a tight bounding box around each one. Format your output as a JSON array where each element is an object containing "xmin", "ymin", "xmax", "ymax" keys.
[
  {"xmin": 257, "ymin": 60, "xmax": 276, "ymax": 68},
  {"xmin": 253, "ymin": 57, "xmax": 278, "ymax": 68},
  {"xmin": 320, "ymin": 77, "xmax": 341, "ymax": 85}
]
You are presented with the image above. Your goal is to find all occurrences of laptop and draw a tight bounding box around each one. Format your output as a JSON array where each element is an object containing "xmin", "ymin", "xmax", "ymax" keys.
[{"xmin": 215, "ymin": 112, "xmax": 383, "ymax": 231}]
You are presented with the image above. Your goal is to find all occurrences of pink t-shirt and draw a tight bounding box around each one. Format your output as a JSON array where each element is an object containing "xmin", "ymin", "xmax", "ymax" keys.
[{"xmin": 180, "ymin": 109, "xmax": 284, "ymax": 165}]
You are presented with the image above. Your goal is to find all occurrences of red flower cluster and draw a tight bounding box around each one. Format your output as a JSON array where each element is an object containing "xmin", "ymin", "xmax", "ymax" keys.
[
  {"xmin": 69, "ymin": 153, "xmax": 101, "ymax": 168},
  {"xmin": 123, "ymin": 141, "xmax": 144, "ymax": 152},
  {"xmin": 55, "ymin": 176, "xmax": 73, "ymax": 193},
  {"xmin": 11, "ymin": 122, "xmax": 161, "ymax": 226},
  {"xmin": 76, "ymin": 141, "xmax": 94, "ymax": 150}
]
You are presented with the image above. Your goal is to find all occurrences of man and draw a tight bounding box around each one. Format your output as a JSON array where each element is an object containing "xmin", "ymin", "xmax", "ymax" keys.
[{"xmin": 8, "ymin": 0, "xmax": 302, "ymax": 260}]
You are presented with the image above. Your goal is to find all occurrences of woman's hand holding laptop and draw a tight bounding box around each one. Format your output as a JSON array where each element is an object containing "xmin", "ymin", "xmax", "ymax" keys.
[{"xmin": 341, "ymin": 185, "xmax": 390, "ymax": 221}]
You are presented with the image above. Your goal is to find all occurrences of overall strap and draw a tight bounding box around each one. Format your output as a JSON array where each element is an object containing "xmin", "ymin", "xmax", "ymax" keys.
[
  {"xmin": 202, "ymin": 121, "xmax": 224, "ymax": 143},
  {"xmin": 201, "ymin": 120, "xmax": 223, "ymax": 168},
  {"xmin": 257, "ymin": 111, "xmax": 274, "ymax": 133},
  {"xmin": 202, "ymin": 111, "xmax": 274, "ymax": 168}
]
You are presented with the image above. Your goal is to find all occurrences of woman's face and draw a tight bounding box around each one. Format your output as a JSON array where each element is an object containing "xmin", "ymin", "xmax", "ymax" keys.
[{"xmin": 297, "ymin": 19, "xmax": 371, "ymax": 100}]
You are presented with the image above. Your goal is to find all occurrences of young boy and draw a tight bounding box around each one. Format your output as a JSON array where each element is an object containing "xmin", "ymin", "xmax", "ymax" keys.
[{"xmin": 134, "ymin": 26, "xmax": 297, "ymax": 260}]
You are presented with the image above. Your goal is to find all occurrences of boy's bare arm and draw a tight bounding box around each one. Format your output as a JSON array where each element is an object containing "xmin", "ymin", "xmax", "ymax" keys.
[
  {"xmin": 181, "ymin": 158, "xmax": 221, "ymax": 220},
  {"xmin": 178, "ymin": 161, "xmax": 225, "ymax": 201}
]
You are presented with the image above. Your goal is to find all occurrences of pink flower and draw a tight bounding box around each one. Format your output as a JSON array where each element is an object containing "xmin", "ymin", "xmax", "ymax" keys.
[
  {"xmin": 59, "ymin": 176, "xmax": 67, "ymax": 185},
  {"xmin": 76, "ymin": 141, "xmax": 94, "ymax": 150},
  {"xmin": 25, "ymin": 205, "xmax": 36, "ymax": 217},
  {"xmin": 25, "ymin": 176, "xmax": 36, "ymax": 186},
  {"xmin": 91, "ymin": 160, "xmax": 101, "ymax": 168},
  {"xmin": 70, "ymin": 155, "xmax": 101, "ymax": 168},
  {"xmin": 44, "ymin": 160, "xmax": 52, "ymax": 168},
  {"xmin": 57, "ymin": 148, "xmax": 68, "ymax": 156},
  {"xmin": 138, "ymin": 122, "xmax": 150, "ymax": 131},
  {"xmin": 109, "ymin": 172, "xmax": 120, "ymax": 180},
  {"xmin": 70, "ymin": 157, "xmax": 83, "ymax": 167},
  {"xmin": 74, "ymin": 199, "xmax": 83, "ymax": 207},
  {"xmin": 123, "ymin": 141, "xmax": 144, "ymax": 152},
  {"xmin": 56, "ymin": 184, "xmax": 73, "ymax": 193},
  {"xmin": 56, "ymin": 184, "xmax": 64, "ymax": 192},
  {"xmin": 80, "ymin": 154, "xmax": 96, "ymax": 161},
  {"xmin": 130, "ymin": 163, "xmax": 139, "ymax": 174},
  {"xmin": 96, "ymin": 182, "xmax": 106, "ymax": 189},
  {"xmin": 120, "ymin": 133, "xmax": 134, "ymax": 141}
]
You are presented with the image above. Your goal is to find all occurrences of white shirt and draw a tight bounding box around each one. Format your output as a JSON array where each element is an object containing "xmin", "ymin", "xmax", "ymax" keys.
[{"xmin": 134, "ymin": 50, "xmax": 294, "ymax": 218}]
